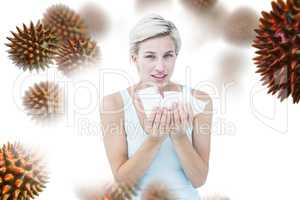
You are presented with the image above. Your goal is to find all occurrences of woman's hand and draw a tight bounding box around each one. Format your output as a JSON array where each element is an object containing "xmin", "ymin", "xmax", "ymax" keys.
[
  {"xmin": 143, "ymin": 106, "xmax": 173, "ymax": 143},
  {"xmin": 169, "ymin": 102, "xmax": 193, "ymax": 140}
]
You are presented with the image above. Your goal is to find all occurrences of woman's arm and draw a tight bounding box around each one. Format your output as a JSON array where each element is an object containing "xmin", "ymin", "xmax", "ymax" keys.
[
  {"xmin": 100, "ymin": 92, "xmax": 170, "ymax": 185},
  {"xmin": 170, "ymin": 90, "xmax": 213, "ymax": 188}
]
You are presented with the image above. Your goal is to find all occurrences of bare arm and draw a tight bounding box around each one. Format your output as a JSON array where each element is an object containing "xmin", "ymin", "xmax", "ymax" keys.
[
  {"xmin": 169, "ymin": 91, "xmax": 212, "ymax": 188},
  {"xmin": 100, "ymin": 92, "xmax": 171, "ymax": 185}
]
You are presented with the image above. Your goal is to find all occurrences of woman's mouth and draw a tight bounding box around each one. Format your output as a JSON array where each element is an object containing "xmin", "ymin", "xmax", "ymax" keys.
[{"xmin": 151, "ymin": 74, "xmax": 168, "ymax": 81}]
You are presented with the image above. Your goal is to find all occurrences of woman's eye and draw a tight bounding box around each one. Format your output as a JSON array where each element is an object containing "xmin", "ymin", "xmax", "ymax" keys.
[
  {"xmin": 164, "ymin": 54, "xmax": 173, "ymax": 58},
  {"xmin": 145, "ymin": 55, "xmax": 155, "ymax": 59}
]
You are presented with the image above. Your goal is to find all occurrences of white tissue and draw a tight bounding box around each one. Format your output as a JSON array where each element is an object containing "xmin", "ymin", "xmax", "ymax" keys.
[
  {"xmin": 135, "ymin": 87, "xmax": 161, "ymax": 116},
  {"xmin": 136, "ymin": 87, "xmax": 208, "ymax": 117}
]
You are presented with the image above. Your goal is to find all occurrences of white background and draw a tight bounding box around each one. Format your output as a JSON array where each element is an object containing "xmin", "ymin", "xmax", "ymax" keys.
[{"xmin": 1, "ymin": 0, "xmax": 300, "ymax": 199}]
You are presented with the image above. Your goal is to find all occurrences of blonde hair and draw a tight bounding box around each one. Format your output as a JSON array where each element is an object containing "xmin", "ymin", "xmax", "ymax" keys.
[{"xmin": 129, "ymin": 14, "xmax": 181, "ymax": 56}]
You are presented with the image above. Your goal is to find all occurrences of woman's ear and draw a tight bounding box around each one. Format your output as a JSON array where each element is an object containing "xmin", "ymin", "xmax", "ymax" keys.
[
  {"xmin": 131, "ymin": 54, "xmax": 140, "ymax": 73},
  {"xmin": 131, "ymin": 54, "xmax": 137, "ymax": 64}
]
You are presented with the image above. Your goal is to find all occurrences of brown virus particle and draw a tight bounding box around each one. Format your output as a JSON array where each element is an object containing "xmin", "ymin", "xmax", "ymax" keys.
[
  {"xmin": 79, "ymin": 3, "xmax": 110, "ymax": 39},
  {"xmin": 252, "ymin": 0, "xmax": 300, "ymax": 103},
  {"xmin": 186, "ymin": 4, "xmax": 228, "ymax": 48},
  {"xmin": 55, "ymin": 37, "xmax": 100, "ymax": 76},
  {"xmin": 223, "ymin": 7, "xmax": 259, "ymax": 46},
  {"xmin": 0, "ymin": 142, "xmax": 48, "ymax": 200},
  {"xmin": 141, "ymin": 181, "xmax": 177, "ymax": 200},
  {"xmin": 135, "ymin": 0, "xmax": 172, "ymax": 12},
  {"xmin": 181, "ymin": 0, "xmax": 218, "ymax": 13},
  {"xmin": 216, "ymin": 50, "xmax": 246, "ymax": 86},
  {"xmin": 6, "ymin": 21, "xmax": 58, "ymax": 72},
  {"xmin": 95, "ymin": 181, "xmax": 139, "ymax": 200},
  {"xmin": 23, "ymin": 81, "xmax": 63, "ymax": 121},
  {"xmin": 42, "ymin": 4, "xmax": 89, "ymax": 44}
]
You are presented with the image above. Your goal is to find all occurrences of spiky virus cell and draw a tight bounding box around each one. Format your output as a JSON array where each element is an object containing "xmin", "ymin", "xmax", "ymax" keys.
[
  {"xmin": 95, "ymin": 181, "xmax": 139, "ymax": 200},
  {"xmin": 23, "ymin": 81, "xmax": 63, "ymax": 121},
  {"xmin": 6, "ymin": 21, "xmax": 58, "ymax": 72},
  {"xmin": 223, "ymin": 7, "xmax": 258, "ymax": 46},
  {"xmin": 42, "ymin": 4, "xmax": 89, "ymax": 44},
  {"xmin": 0, "ymin": 142, "xmax": 48, "ymax": 200},
  {"xmin": 181, "ymin": 0, "xmax": 218, "ymax": 12},
  {"xmin": 141, "ymin": 182, "xmax": 177, "ymax": 200},
  {"xmin": 55, "ymin": 37, "xmax": 100, "ymax": 76},
  {"xmin": 252, "ymin": 0, "xmax": 300, "ymax": 103}
]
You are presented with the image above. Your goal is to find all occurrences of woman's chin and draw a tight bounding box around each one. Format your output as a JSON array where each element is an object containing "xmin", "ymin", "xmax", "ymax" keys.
[{"xmin": 153, "ymin": 79, "xmax": 169, "ymax": 87}]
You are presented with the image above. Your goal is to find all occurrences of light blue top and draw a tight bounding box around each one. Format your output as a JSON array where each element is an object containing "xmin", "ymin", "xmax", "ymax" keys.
[{"xmin": 119, "ymin": 85, "xmax": 202, "ymax": 200}]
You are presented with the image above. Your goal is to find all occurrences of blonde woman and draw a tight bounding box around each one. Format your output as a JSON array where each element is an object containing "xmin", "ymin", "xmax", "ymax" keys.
[{"xmin": 100, "ymin": 14, "xmax": 213, "ymax": 199}]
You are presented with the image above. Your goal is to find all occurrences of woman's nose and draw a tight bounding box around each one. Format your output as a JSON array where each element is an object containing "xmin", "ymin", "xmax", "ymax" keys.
[{"xmin": 154, "ymin": 58, "xmax": 166, "ymax": 72}]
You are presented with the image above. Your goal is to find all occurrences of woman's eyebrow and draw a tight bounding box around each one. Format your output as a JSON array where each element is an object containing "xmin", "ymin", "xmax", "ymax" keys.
[
  {"xmin": 144, "ymin": 50, "xmax": 174, "ymax": 54},
  {"xmin": 144, "ymin": 51, "xmax": 156, "ymax": 54},
  {"xmin": 165, "ymin": 50, "xmax": 175, "ymax": 54}
]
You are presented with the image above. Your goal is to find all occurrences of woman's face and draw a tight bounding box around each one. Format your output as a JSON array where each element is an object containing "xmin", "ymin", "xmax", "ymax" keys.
[{"xmin": 132, "ymin": 35, "xmax": 177, "ymax": 88}]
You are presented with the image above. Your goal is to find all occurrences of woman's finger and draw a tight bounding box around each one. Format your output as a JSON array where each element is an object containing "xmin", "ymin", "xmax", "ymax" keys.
[
  {"xmin": 169, "ymin": 107, "xmax": 175, "ymax": 132},
  {"xmin": 159, "ymin": 108, "xmax": 167, "ymax": 134},
  {"xmin": 173, "ymin": 103, "xmax": 180, "ymax": 127},
  {"xmin": 144, "ymin": 106, "xmax": 159, "ymax": 132},
  {"xmin": 178, "ymin": 102, "xmax": 187, "ymax": 125},
  {"xmin": 149, "ymin": 106, "xmax": 159, "ymax": 123},
  {"xmin": 164, "ymin": 109, "xmax": 171, "ymax": 133},
  {"xmin": 186, "ymin": 103, "xmax": 193, "ymax": 127},
  {"xmin": 153, "ymin": 107, "xmax": 163, "ymax": 131}
]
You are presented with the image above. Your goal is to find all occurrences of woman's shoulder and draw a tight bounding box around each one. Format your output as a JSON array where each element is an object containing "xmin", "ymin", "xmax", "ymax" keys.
[{"xmin": 100, "ymin": 88, "xmax": 129, "ymax": 113}]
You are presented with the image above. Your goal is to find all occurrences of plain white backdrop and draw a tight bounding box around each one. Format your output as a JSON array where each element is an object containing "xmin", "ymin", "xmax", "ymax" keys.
[{"xmin": 1, "ymin": 0, "xmax": 300, "ymax": 199}]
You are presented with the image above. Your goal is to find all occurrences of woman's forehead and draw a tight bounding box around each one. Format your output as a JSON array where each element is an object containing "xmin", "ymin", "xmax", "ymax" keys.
[{"xmin": 139, "ymin": 36, "xmax": 176, "ymax": 53}]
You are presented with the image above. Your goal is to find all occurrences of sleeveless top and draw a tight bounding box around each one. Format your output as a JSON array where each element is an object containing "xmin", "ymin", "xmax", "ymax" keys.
[{"xmin": 119, "ymin": 85, "xmax": 203, "ymax": 200}]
